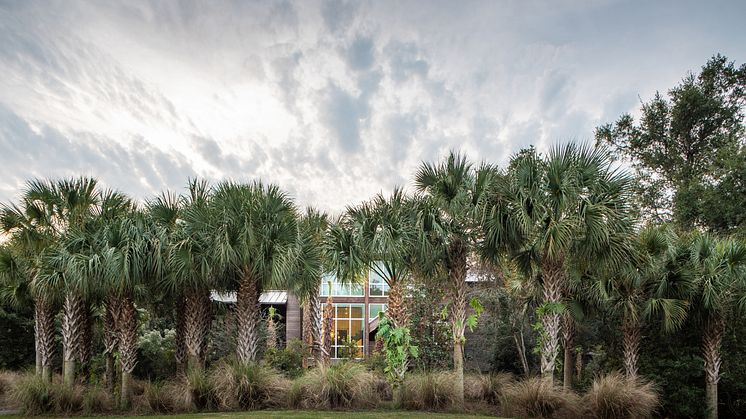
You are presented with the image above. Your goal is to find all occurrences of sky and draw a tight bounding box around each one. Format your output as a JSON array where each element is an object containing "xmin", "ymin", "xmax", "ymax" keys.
[{"xmin": 1, "ymin": 0, "xmax": 745, "ymax": 213}]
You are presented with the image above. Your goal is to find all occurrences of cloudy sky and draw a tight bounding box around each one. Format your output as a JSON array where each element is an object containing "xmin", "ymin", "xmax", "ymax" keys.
[{"xmin": 1, "ymin": 0, "xmax": 744, "ymax": 212}]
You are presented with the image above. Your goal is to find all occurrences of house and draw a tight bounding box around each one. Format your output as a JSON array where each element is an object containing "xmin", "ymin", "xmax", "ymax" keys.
[{"xmin": 211, "ymin": 265, "xmax": 390, "ymax": 359}]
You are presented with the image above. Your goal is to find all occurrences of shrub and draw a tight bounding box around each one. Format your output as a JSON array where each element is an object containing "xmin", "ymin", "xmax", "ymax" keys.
[
  {"xmin": 10, "ymin": 374, "xmax": 56, "ymax": 414},
  {"xmin": 82, "ymin": 385, "xmax": 113, "ymax": 414},
  {"xmin": 136, "ymin": 329, "xmax": 176, "ymax": 381},
  {"xmin": 264, "ymin": 339, "xmax": 304, "ymax": 378},
  {"xmin": 583, "ymin": 372, "xmax": 659, "ymax": 419},
  {"xmin": 501, "ymin": 377, "xmax": 581, "ymax": 419},
  {"xmin": 289, "ymin": 362, "xmax": 378, "ymax": 409},
  {"xmin": 464, "ymin": 372, "xmax": 513, "ymax": 404},
  {"xmin": 54, "ymin": 384, "xmax": 83, "ymax": 414},
  {"xmin": 400, "ymin": 371, "xmax": 459, "ymax": 411},
  {"xmin": 143, "ymin": 381, "xmax": 177, "ymax": 413},
  {"xmin": 210, "ymin": 358, "xmax": 289, "ymax": 410}
]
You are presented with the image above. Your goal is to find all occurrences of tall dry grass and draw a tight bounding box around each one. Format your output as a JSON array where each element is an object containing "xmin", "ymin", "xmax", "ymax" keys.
[
  {"xmin": 501, "ymin": 377, "xmax": 581, "ymax": 419},
  {"xmin": 210, "ymin": 359, "xmax": 290, "ymax": 410},
  {"xmin": 399, "ymin": 371, "xmax": 460, "ymax": 411},
  {"xmin": 288, "ymin": 362, "xmax": 379, "ymax": 409},
  {"xmin": 464, "ymin": 372, "xmax": 513, "ymax": 404},
  {"xmin": 583, "ymin": 372, "xmax": 659, "ymax": 419}
]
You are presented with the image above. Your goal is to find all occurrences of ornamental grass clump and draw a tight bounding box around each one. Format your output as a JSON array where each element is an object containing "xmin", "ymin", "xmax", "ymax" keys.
[
  {"xmin": 288, "ymin": 362, "xmax": 378, "ymax": 409},
  {"xmin": 583, "ymin": 372, "xmax": 659, "ymax": 419},
  {"xmin": 501, "ymin": 377, "xmax": 581, "ymax": 419},
  {"xmin": 81, "ymin": 385, "xmax": 113, "ymax": 414},
  {"xmin": 400, "ymin": 371, "xmax": 459, "ymax": 411},
  {"xmin": 172, "ymin": 367, "xmax": 217, "ymax": 411},
  {"xmin": 464, "ymin": 372, "xmax": 513, "ymax": 404},
  {"xmin": 142, "ymin": 381, "xmax": 178, "ymax": 413},
  {"xmin": 10, "ymin": 374, "xmax": 56, "ymax": 415},
  {"xmin": 210, "ymin": 358, "xmax": 289, "ymax": 410}
]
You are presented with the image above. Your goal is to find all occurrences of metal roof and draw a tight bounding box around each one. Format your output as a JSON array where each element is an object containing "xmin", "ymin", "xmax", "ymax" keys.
[{"xmin": 210, "ymin": 290, "xmax": 288, "ymax": 305}]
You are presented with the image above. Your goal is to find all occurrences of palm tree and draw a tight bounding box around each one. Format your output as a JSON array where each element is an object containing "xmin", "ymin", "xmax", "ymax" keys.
[
  {"xmin": 688, "ymin": 233, "xmax": 746, "ymax": 419},
  {"xmin": 1, "ymin": 180, "xmax": 65, "ymax": 382},
  {"xmin": 600, "ymin": 226, "xmax": 691, "ymax": 378},
  {"xmin": 209, "ymin": 181, "xmax": 299, "ymax": 363},
  {"xmin": 414, "ymin": 151, "xmax": 494, "ymax": 407},
  {"xmin": 160, "ymin": 180, "xmax": 217, "ymax": 372},
  {"xmin": 291, "ymin": 208, "xmax": 328, "ymax": 367},
  {"xmin": 480, "ymin": 144, "xmax": 635, "ymax": 381}
]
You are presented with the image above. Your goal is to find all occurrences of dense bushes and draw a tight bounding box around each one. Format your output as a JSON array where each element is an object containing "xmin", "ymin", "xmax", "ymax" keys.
[{"xmin": 264, "ymin": 339, "xmax": 304, "ymax": 378}]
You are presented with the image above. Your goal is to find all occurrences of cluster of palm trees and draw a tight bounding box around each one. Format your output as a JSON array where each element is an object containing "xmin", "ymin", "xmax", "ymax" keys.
[{"xmin": 1, "ymin": 143, "xmax": 744, "ymax": 418}]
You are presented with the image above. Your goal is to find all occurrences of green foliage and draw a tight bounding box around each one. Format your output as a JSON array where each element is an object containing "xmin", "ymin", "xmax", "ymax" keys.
[
  {"xmin": 408, "ymin": 280, "xmax": 452, "ymax": 371},
  {"xmin": 264, "ymin": 338, "xmax": 304, "ymax": 378},
  {"xmin": 10, "ymin": 375, "xmax": 55, "ymax": 415},
  {"xmin": 0, "ymin": 307, "xmax": 34, "ymax": 370},
  {"xmin": 377, "ymin": 313, "xmax": 418, "ymax": 389},
  {"xmin": 135, "ymin": 329, "xmax": 176, "ymax": 381}
]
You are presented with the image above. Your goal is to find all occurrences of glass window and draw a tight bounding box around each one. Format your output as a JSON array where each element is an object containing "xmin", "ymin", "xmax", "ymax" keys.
[
  {"xmin": 331, "ymin": 303, "xmax": 364, "ymax": 359},
  {"xmin": 368, "ymin": 269, "xmax": 390, "ymax": 297},
  {"xmin": 320, "ymin": 273, "xmax": 364, "ymax": 297},
  {"xmin": 369, "ymin": 303, "xmax": 387, "ymax": 320}
]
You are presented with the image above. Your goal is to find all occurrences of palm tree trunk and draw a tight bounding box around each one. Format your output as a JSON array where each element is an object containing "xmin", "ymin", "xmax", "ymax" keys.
[
  {"xmin": 184, "ymin": 288, "xmax": 212, "ymax": 370},
  {"xmin": 35, "ymin": 297, "xmax": 55, "ymax": 383},
  {"xmin": 119, "ymin": 293, "xmax": 138, "ymax": 408},
  {"xmin": 62, "ymin": 292, "xmax": 85, "ymax": 386},
  {"xmin": 562, "ymin": 313, "xmax": 574, "ymax": 389},
  {"xmin": 540, "ymin": 257, "xmax": 564, "ymax": 381},
  {"xmin": 387, "ymin": 278, "xmax": 410, "ymax": 329},
  {"xmin": 174, "ymin": 294, "xmax": 186, "ymax": 375},
  {"xmin": 34, "ymin": 313, "xmax": 41, "ymax": 376},
  {"xmin": 302, "ymin": 300, "xmax": 312, "ymax": 368},
  {"xmin": 236, "ymin": 268, "xmax": 261, "ymax": 363},
  {"xmin": 447, "ymin": 238, "xmax": 467, "ymax": 409},
  {"xmin": 104, "ymin": 298, "xmax": 120, "ymax": 392},
  {"xmin": 310, "ymin": 291, "xmax": 322, "ymax": 363},
  {"xmin": 622, "ymin": 312, "xmax": 641, "ymax": 378},
  {"xmin": 703, "ymin": 315, "xmax": 725, "ymax": 419},
  {"xmin": 320, "ymin": 293, "xmax": 334, "ymax": 364},
  {"xmin": 77, "ymin": 303, "xmax": 93, "ymax": 380}
]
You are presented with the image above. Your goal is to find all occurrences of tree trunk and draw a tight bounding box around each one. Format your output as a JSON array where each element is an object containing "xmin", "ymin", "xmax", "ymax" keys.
[
  {"xmin": 103, "ymin": 298, "xmax": 120, "ymax": 392},
  {"xmin": 320, "ymin": 293, "xmax": 334, "ymax": 364},
  {"xmin": 174, "ymin": 294, "xmax": 186, "ymax": 375},
  {"xmin": 575, "ymin": 350, "xmax": 583, "ymax": 382},
  {"xmin": 309, "ymin": 291, "xmax": 322, "ymax": 363},
  {"xmin": 77, "ymin": 303, "xmax": 93, "ymax": 380},
  {"xmin": 34, "ymin": 312, "xmax": 41, "ymax": 376},
  {"xmin": 562, "ymin": 313, "xmax": 574, "ymax": 389},
  {"xmin": 622, "ymin": 312, "xmax": 641, "ymax": 378},
  {"xmin": 703, "ymin": 316, "xmax": 724, "ymax": 419},
  {"xmin": 447, "ymin": 238, "xmax": 467, "ymax": 409},
  {"xmin": 513, "ymin": 329, "xmax": 530, "ymax": 376},
  {"xmin": 184, "ymin": 288, "xmax": 212, "ymax": 371},
  {"xmin": 35, "ymin": 297, "xmax": 55, "ymax": 383},
  {"xmin": 236, "ymin": 269, "xmax": 261, "ymax": 363},
  {"xmin": 302, "ymin": 300, "xmax": 313, "ymax": 368},
  {"xmin": 118, "ymin": 294, "xmax": 138, "ymax": 408},
  {"xmin": 62, "ymin": 292, "xmax": 85, "ymax": 386},
  {"xmin": 540, "ymin": 257, "xmax": 564, "ymax": 381},
  {"xmin": 387, "ymin": 277, "xmax": 410, "ymax": 329}
]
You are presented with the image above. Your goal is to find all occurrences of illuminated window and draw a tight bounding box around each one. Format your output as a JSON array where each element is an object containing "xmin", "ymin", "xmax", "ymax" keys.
[
  {"xmin": 368, "ymin": 269, "xmax": 390, "ymax": 297},
  {"xmin": 369, "ymin": 303, "xmax": 387, "ymax": 320},
  {"xmin": 319, "ymin": 273, "xmax": 364, "ymax": 297},
  {"xmin": 332, "ymin": 303, "xmax": 364, "ymax": 359}
]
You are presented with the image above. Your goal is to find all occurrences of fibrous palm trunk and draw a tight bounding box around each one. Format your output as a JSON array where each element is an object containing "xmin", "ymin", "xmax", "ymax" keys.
[
  {"xmin": 184, "ymin": 288, "xmax": 212, "ymax": 371},
  {"xmin": 446, "ymin": 238, "xmax": 467, "ymax": 409},
  {"xmin": 387, "ymin": 278, "xmax": 410, "ymax": 329},
  {"xmin": 562, "ymin": 312, "xmax": 575, "ymax": 389},
  {"xmin": 302, "ymin": 300, "xmax": 313, "ymax": 367},
  {"xmin": 62, "ymin": 292, "xmax": 85, "ymax": 386},
  {"xmin": 236, "ymin": 268, "xmax": 261, "ymax": 363},
  {"xmin": 310, "ymin": 292, "xmax": 322, "ymax": 363},
  {"xmin": 622, "ymin": 311, "xmax": 641, "ymax": 378},
  {"xmin": 103, "ymin": 298, "xmax": 120, "ymax": 393},
  {"xmin": 119, "ymin": 293, "xmax": 138, "ymax": 408},
  {"xmin": 540, "ymin": 256, "xmax": 564, "ymax": 381},
  {"xmin": 703, "ymin": 315, "xmax": 725, "ymax": 419},
  {"xmin": 320, "ymin": 293, "xmax": 334, "ymax": 364},
  {"xmin": 35, "ymin": 297, "xmax": 55, "ymax": 383},
  {"xmin": 174, "ymin": 294, "xmax": 186, "ymax": 375}
]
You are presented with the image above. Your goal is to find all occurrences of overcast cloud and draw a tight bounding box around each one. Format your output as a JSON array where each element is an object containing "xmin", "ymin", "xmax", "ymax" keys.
[{"xmin": 1, "ymin": 0, "xmax": 744, "ymax": 212}]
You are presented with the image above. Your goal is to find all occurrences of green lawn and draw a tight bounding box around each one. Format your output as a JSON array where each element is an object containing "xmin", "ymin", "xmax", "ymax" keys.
[{"xmin": 2, "ymin": 411, "xmax": 500, "ymax": 419}]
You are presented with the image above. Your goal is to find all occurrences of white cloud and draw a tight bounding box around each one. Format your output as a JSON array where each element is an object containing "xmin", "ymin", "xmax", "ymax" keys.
[{"xmin": 1, "ymin": 0, "xmax": 744, "ymax": 211}]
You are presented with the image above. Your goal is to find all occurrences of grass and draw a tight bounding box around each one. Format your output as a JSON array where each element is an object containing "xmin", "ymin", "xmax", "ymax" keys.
[{"xmin": 1, "ymin": 411, "xmax": 501, "ymax": 419}]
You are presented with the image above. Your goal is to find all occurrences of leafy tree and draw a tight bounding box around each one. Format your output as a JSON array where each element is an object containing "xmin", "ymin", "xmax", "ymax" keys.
[{"xmin": 596, "ymin": 54, "xmax": 746, "ymax": 232}]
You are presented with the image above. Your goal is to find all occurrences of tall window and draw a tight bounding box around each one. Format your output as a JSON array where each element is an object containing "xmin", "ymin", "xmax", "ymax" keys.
[
  {"xmin": 369, "ymin": 303, "xmax": 387, "ymax": 320},
  {"xmin": 319, "ymin": 273, "xmax": 364, "ymax": 297},
  {"xmin": 368, "ymin": 269, "xmax": 390, "ymax": 297},
  {"xmin": 332, "ymin": 303, "xmax": 364, "ymax": 359}
]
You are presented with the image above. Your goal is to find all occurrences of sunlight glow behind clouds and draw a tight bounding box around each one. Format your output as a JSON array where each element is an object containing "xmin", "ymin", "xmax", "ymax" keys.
[{"xmin": 0, "ymin": 0, "xmax": 744, "ymax": 213}]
